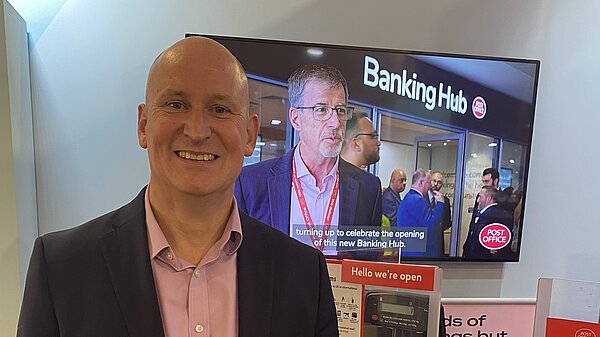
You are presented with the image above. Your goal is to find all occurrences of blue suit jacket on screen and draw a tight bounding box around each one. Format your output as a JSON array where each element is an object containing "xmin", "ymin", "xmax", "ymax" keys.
[
  {"xmin": 396, "ymin": 188, "xmax": 444, "ymax": 257},
  {"xmin": 234, "ymin": 149, "xmax": 383, "ymax": 234}
]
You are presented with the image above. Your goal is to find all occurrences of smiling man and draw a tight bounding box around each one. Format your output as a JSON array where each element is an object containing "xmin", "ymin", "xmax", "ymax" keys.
[
  {"xmin": 235, "ymin": 64, "xmax": 382, "ymax": 258},
  {"xmin": 18, "ymin": 37, "xmax": 337, "ymax": 337}
]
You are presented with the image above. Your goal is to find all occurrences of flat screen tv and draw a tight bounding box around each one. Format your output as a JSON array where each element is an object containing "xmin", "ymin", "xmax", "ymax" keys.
[{"xmin": 187, "ymin": 33, "xmax": 540, "ymax": 262}]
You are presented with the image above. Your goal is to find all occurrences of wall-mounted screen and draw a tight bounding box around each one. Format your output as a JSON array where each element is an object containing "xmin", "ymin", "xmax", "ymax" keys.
[{"xmin": 189, "ymin": 34, "xmax": 540, "ymax": 262}]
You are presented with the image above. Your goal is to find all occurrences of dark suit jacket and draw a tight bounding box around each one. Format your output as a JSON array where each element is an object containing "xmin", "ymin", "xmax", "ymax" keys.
[
  {"xmin": 382, "ymin": 188, "xmax": 401, "ymax": 227},
  {"xmin": 234, "ymin": 149, "xmax": 382, "ymax": 233},
  {"xmin": 396, "ymin": 189, "xmax": 444, "ymax": 257},
  {"xmin": 463, "ymin": 204, "xmax": 514, "ymax": 259},
  {"xmin": 17, "ymin": 188, "xmax": 338, "ymax": 337}
]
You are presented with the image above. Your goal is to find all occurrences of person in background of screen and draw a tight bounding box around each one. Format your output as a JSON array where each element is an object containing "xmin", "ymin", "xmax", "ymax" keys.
[
  {"xmin": 340, "ymin": 111, "xmax": 381, "ymax": 169},
  {"xmin": 396, "ymin": 169, "xmax": 445, "ymax": 257},
  {"xmin": 429, "ymin": 172, "xmax": 452, "ymax": 256},
  {"xmin": 235, "ymin": 63, "xmax": 382, "ymax": 258},
  {"xmin": 463, "ymin": 186, "xmax": 514, "ymax": 259},
  {"xmin": 382, "ymin": 169, "xmax": 407, "ymax": 227},
  {"xmin": 463, "ymin": 167, "xmax": 499, "ymax": 256},
  {"xmin": 17, "ymin": 37, "xmax": 338, "ymax": 337}
]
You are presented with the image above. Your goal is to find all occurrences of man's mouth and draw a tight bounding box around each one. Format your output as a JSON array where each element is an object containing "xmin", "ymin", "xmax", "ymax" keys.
[{"xmin": 176, "ymin": 151, "xmax": 216, "ymax": 161}]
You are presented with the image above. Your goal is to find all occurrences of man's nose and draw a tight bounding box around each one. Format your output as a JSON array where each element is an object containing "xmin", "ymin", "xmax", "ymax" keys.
[
  {"xmin": 183, "ymin": 110, "xmax": 211, "ymax": 140},
  {"xmin": 325, "ymin": 111, "xmax": 342, "ymax": 129}
]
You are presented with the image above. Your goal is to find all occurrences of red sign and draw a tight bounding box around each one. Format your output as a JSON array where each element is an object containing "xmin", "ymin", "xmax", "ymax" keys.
[
  {"xmin": 341, "ymin": 260, "xmax": 436, "ymax": 291},
  {"xmin": 472, "ymin": 96, "xmax": 487, "ymax": 119},
  {"xmin": 478, "ymin": 223, "xmax": 511, "ymax": 250},
  {"xmin": 546, "ymin": 317, "xmax": 599, "ymax": 337}
]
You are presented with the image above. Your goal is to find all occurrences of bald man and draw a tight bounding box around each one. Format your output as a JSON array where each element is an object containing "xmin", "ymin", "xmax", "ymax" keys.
[
  {"xmin": 382, "ymin": 169, "xmax": 407, "ymax": 226},
  {"xmin": 18, "ymin": 37, "xmax": 337, "ymax": 337}
]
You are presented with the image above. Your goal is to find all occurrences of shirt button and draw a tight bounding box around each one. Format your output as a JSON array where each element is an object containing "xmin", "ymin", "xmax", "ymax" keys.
[
  {"xmin": 195, "ymin": 324, "xmax": 204, "ymax": 333},
  {"xmin": 194, "ymin": 269, "xmax": 201, "ymax": 278},
  {"xmin": 165, "ymin": 252, "xmax": 174, "ymax": 260}
]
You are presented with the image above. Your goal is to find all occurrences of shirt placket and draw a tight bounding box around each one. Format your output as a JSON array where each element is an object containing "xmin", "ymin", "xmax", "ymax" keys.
[{"xmin": 189, "ymin": 266, "xmax": 209, "ymax": 336}]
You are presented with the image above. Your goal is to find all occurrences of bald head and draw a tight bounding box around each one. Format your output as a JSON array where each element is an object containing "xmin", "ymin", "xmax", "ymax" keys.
[
  {"xmin": 137, "ymin": 37, "xmax": 258, "ymax": 199},
  {"xmin": 389, "ymin": 169, "xmax": 407, "ymax": 193},
  {"xmin": 145, "ymin": 37, "xmax": 249, "ymax": 110}
]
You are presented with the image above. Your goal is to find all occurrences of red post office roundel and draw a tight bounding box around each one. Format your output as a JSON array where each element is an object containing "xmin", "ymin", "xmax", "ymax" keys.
[
  {"xmin": 478, "ymin": 223, "xmax": 511, "ymax": 250},
  {"xmin": 576, "ymin": 328, "xmax": 597, "ymax": 337},
  {"xmin": 472, "ymin": 96, "xmax": 487, "ymax": 119}
]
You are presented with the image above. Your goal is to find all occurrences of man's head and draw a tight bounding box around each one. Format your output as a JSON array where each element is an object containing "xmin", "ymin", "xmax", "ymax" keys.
[
  {"xmin": 137, "ymin": 37, "xmax": 258, "ymax": 198},
  {"xmin": 411, "ymin": 169, "xmax": 432, "ymax": 196},
  {"xmin": 288, "ymin": 64, "xmax": 350, "ymax": 159},
  {"xmin": 431, "ymin": 172, "xmax": 444, "ymax": 192},
  {"xmin": 389, "ymin": 169, "xmax": 407, "ymax": 194},
  {"xmin": 481, "ymin": 167, "xmax": 499, "ymax": 188},
  {"xmin": 477, "ymin": 186, "xmax": 499, "ymax": 210},
  {"xmin": 341, "ymin": 111, "xmax": 381, "ymax": 167}
]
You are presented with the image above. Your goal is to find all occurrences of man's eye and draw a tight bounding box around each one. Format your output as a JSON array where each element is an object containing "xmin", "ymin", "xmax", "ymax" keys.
[
  {"xmin": 212, "ymin": 106, "xmax": 230, "ymax": 114},
  {"xmin": 335, "ymin": 107, "xmax": 347, "ymax": 114},
  {"xmin": 167, "ymin": 101, "xmax": 185, "ymax": 109},
  {"xmin": 313, "ymin": 106, "xmax": 328, "ymax": 113}
]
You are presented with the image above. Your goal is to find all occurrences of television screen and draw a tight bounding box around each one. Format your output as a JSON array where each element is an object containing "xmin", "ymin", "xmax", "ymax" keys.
[{"xmin": 188, "ymin": 34, "xmax": 540, "ymax": 262}]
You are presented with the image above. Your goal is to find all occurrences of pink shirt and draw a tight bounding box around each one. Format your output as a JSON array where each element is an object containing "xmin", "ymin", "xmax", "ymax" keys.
[
  {"xmin": 145, "ymin": 191, "xmax": 242, "ymax": 337},
  {"xmin": 290, "ymin": 146, "xmax": 340, "ymax": 255}
]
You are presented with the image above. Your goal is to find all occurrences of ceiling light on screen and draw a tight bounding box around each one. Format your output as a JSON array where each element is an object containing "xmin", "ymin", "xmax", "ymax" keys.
[
  {"xmin": 443, "ymin": 142, "xmax": 447, "ymax": 146},
  {"xmin": 307, "ymin": 48, "xmax": 323, "ymax": 56},
  {"xmin": 488, "ymin": 142, "xmax": 498, "ymax": 147},
  {"xmin": 509, "ymin": 159, "xmax": 515, "ymax": 164},
  {"xmin": 471, "ymin": 153, "xmax": 478, "ymax": 158},
  {"xmin": 427, "ymin": 143, "xmax": 432, "ymax": 147},
  {"xmin": 256, "ymin": 141, "xmax": 266, "ymax": 147},
  {"xmin": 271, "ymin": 119, "xmax": 282, "ymax": 125}
]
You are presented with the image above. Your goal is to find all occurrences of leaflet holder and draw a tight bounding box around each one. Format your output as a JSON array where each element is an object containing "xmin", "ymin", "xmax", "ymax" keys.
[
  {"xmin": 533, "ymin": 277, "xmax": 600, "ymax": 337},
  {"xmin": 327, "ymin": 259, "xmax": 442, "ymax": 337}
]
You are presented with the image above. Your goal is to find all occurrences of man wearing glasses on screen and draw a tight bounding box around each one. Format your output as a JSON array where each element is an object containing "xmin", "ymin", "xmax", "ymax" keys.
[
  {"xmin": 235, "ymin": 64, "xmax": 382, "ymax": 258},
  {"xmin": 341, "ymin": 111, "xmax": 381, "ymax": 170}
]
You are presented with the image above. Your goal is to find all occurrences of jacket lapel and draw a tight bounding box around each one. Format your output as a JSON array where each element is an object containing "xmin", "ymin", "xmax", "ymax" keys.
[
  {"xmin": 237, "ymin": 213, "xmax": 275, "ymax": 337},
  {"xmin": 267, "ymin": 151, "xmax": 293, "ymax": 234},
  {"xmin": 99, "ymin": 188, "xmax": 165, "ymax": 337},
  {"xmin": 339, "ymin": 159, "xmax": 359, "ymax": 226}
]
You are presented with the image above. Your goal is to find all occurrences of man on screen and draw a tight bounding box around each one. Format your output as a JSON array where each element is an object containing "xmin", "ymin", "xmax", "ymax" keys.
[
  {"xmin": 18, "ymin": 37, "xmax": 337, "ymax": 337},
  {"xmin": 340, "ymin": 111, "xmax": 381, "ymax": 169},
  {"xmin": 463, "ymin": 167, "xmax": 499, "ymax": 256},
  {"xmin": 235, "ymin": 63, "xmax": 382, "ymax": 256},
  {"xmin": 396, "ymin": 169, "xmax": 445, "ymax": 257},
  {"xmin": 463, "ymin": 186, "xmax": 514, "ymax": 259},
  {"xmin": 428, "ymin": 172, "xmax": 452, "ymax": 256},
  {"xmin": 382, "ymin": 169, "xmax": 407, "ymax": 227}
]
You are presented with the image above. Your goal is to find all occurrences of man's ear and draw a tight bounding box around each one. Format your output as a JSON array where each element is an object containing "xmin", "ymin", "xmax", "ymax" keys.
[
  {"xmin": 137, "ymin": 104, "xmax": 148, "ymax": 149},
  {"xmin": 289, "ymin": 107, "xmax": 301, "ymax": 131},
  {"xmin": 244, "ymin": 113, "xmax": 259, "ymax": 156}
]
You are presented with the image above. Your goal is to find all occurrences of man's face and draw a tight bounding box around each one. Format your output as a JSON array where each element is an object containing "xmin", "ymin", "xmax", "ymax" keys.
[
  {"xmin": 290, "ymin": 80, "xmax": 346, "ymax": 159},
  {"xmin": 476, "ymin": 188, "xmax": 491, "ymax": 210},
  {"xmin": 137, "ymin": 40, "xmax": 258, "ymax": 198},
  {"xmin": 392, "ymin": 171, "xmax": 407, "ymax": 193},
  {"xmin": 482, "ymin": 173, "xmax": 497, "ymax": 187},
  {"xmin": 355, "ymin": 117, "xmax": 381, "ymax": 166},
  {"xmin": 431, "ymin": 172, "xmax": 444, "ymax": 192},
  {"xmin": 417, "ymin": 173, "xmax": 432, "ymax": 195}
]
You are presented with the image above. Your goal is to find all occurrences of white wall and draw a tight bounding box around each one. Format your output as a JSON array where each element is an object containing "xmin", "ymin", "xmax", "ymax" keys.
[
  {"xmin": 0, "ymin": 0, "xmax": 35, "ymax": 334},
  {"xmin": 9, "ymin": 0, "xmax": 600, "ymax": 301}
]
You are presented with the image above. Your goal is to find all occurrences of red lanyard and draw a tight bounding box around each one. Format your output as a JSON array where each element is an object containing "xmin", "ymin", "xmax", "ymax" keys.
[{"xmin": 292, "ymin": 159, "xmax": 339, "ymax": 251}]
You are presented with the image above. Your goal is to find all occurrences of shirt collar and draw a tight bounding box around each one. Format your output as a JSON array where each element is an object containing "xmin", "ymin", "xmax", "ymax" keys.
[
  {"xmin": 479, "ymin": 202, "xmax": 498, "ymax": 214},
  {"xmin": 145, "ymin": 189, "xmax": 243, "ymax": 263},
  {"xmin": 293, "ymin": 144, "xmax": 339, "ymax": 182}
]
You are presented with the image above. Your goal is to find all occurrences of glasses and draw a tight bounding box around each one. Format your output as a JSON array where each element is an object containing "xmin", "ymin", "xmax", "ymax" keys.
[
  {"xmin": 295, "ymin": 105, "xmax": 354, "ymax": 121},
  {"xmin": 354, "ymin": 131, "xmax": 379, "ymax": 139}
]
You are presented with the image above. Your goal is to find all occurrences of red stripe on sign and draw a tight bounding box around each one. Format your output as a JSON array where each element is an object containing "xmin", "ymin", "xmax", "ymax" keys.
[
  {"xmin": 546, "ymin": 317, "xmax": 600, "ymax": 337},
  {"xmin": 341, "ymin": 260, "xmax": 436, "ymax": 291}
]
